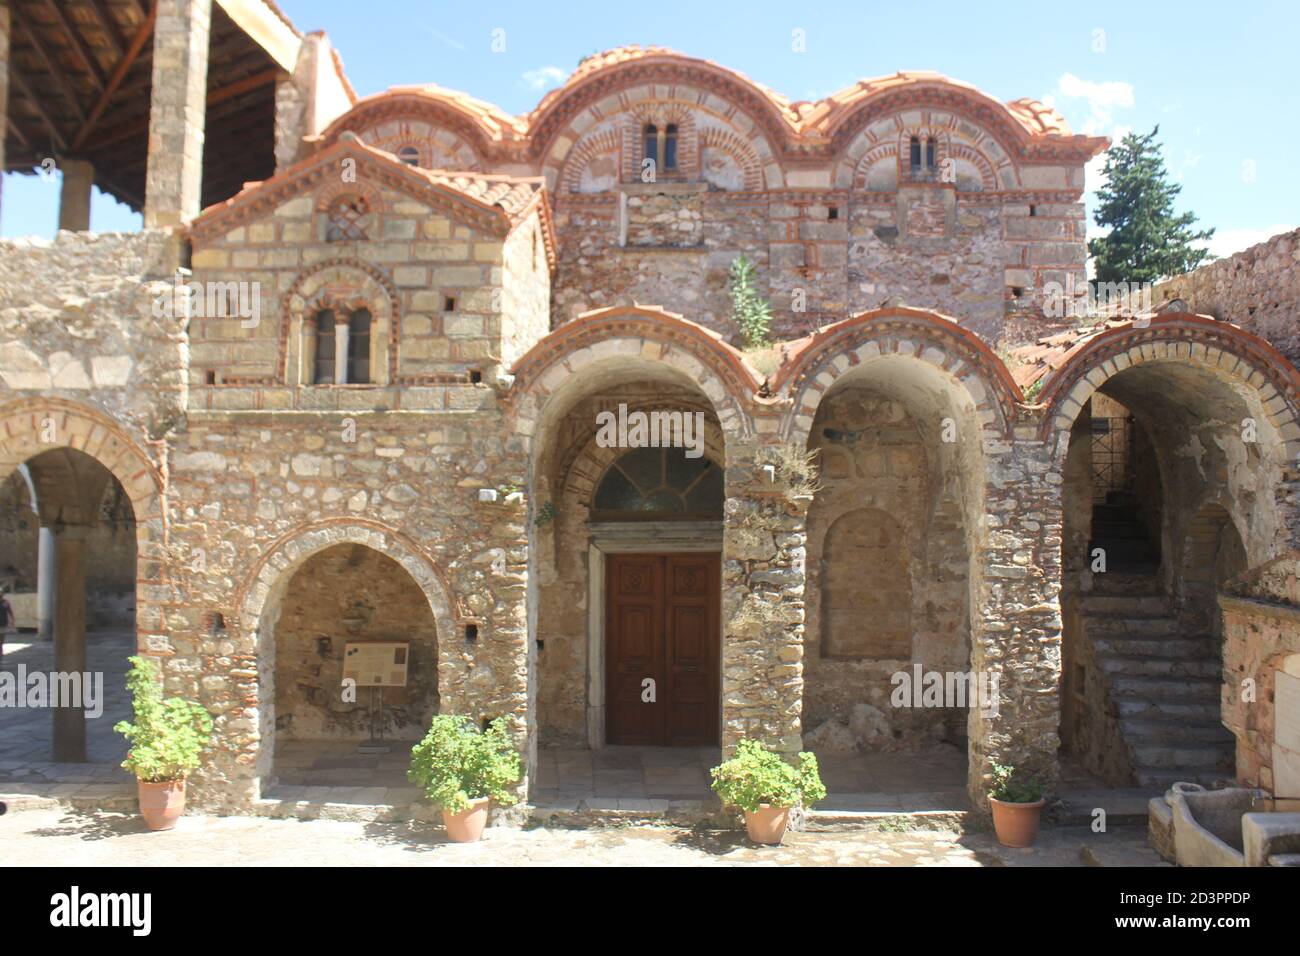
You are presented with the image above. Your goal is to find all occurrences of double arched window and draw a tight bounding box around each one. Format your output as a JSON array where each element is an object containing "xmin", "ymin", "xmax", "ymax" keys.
[
  {"xmin": 312, "ymin": 308, "xmax": 372, "ymax": 384},
  {"xmin": 642, "ymin": 123, "xmax": 679, "ymax": 175}
]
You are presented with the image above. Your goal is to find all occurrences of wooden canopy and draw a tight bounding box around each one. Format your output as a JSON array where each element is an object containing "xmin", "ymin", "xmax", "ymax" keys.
[{"xmin": 4, "ymin": 0, "xmax": 295, "ymax": 212}]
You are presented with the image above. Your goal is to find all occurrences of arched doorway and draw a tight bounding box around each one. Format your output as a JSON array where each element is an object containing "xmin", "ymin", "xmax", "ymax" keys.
[
  {"xmin": 798, "ymin": 353, "xmax": 984, "ymax": 803},
  {"xmin": 0, "ymin": 447, "xmax": 136, "ymax": 770},
  {"xmin": 1054, "ymin": 342, "xmax": 1287, "ymax": 789},
  {"xmin": 256, "ymin": 542, "xmax": 441, "ymax": 791}
]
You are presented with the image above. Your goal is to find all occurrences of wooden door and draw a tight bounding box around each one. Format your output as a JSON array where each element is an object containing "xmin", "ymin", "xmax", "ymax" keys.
[{"xmin": 606, "ymin": 553, "xmax": 719, "ymax": 746}]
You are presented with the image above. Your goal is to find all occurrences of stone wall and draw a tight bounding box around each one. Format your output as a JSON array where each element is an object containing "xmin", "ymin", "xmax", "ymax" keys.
[
  {"xmin": 0, "ymin": 230, "xmax": 186, "ymax": 441},
  {"xmin": 1220, "ymin": 553, "xmax": 1300, "ymax": 803},
  {"xmin": 550, "ymin": 190, "xmax": 1081, "ymax": 350},
  {"xmin": 1151, "ymin": 228, "xmax": 1300, "ymax": 367}
]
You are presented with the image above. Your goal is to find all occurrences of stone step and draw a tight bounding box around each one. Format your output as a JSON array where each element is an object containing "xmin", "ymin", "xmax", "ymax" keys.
[
  {"xmin": 1131, "ymin": 741, "xmax": 1234, "ymax": 770},
  {"xmin": 1115, "ymin": 698, "xmax": 1221, "ymax": 721},
  {"xmin": 1120, "ymin": 718, "xmax": 1234, "ymax": 744},
  {"xmin": 1098, "ymin": 654, "xmax": 1222, "ymax": 679},
  {"xmin": 1110, "ymin": 674, "xmax": 1220, "ymax": 701},
  {"xmin": 1134, "ymin": 768, "xmax": 1235, "ymax": 790},
  {"xmin": 1084, "ymin": 614, "xmax": 1180, "ymax": 637},
  {"xmin": 1082, "ymin": 593, "xmax": 1167, "ymax": 615},
  {"xmin": 1094, "ymin": 634, "xmax": 1217, "ymax": 659}
]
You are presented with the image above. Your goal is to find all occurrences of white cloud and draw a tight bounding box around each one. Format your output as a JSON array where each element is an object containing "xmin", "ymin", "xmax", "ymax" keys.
[
  {"xmin": 1199, "ymin": 225, "xmax": 1297, "ymax": 260},
  {"xmin": 522, "ymin": 66, "xmax": 566, "ymax": 91},
  {"xmin": 1055, "ymin": 73, "xmax": 1135, "ymax": 135}
]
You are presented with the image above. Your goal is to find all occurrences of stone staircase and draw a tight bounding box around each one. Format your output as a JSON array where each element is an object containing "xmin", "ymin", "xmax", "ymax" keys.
[{"xmin": 1083, "ymin": 586, "xmax": 1235, "ymax": 789}]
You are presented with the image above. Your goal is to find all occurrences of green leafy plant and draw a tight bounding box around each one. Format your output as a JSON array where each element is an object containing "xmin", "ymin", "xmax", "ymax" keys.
[
  {"xmin": 988, "ymin": 761, "xmax": 1043, "ymax": 803},
  {"xmin": 710, "ymin": 738, "xmax": 827, "ymax": 813},
  {"xmin": 113, "ymin": 655, "xmax": 213, "ymax": 783},
  {"xmin": 408, "ymin": 715, "xmax": 523, "ymax": 813},
  {"xmin": 728, "ymin": 255, "xmax": 774, "ymax": 349},
  {"xmin": 533, "ymin": 501, "xmax": 556, "ymax": 527}
]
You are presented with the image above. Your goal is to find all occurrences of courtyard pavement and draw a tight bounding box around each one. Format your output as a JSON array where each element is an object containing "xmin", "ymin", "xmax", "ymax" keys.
[{"xmin": 0, "ymin": 807, "xmax": 1166, "ymax": 866}]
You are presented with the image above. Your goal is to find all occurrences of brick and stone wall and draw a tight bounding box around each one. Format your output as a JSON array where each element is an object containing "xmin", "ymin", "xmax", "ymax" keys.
[
  {"xmin": 1150, "ymin": 228, "xmax": 1300, "ymax": 367},
  {"xmin": 1220, "ymin": 554, "xmax": 1300, "ymax": 804}
]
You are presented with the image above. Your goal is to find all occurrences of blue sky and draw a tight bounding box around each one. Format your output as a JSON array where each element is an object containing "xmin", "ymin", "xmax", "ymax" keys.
[{"xmin": 4, "ymin": 0, "xmax": 1296, "ymax": 255}]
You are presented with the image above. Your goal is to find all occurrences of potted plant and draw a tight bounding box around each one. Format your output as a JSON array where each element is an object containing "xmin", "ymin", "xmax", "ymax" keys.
[
  {"xmin": 987, "ymin": 761, "xmax": 1046, "ymax": 847},
  {"xmin": 113, "ymin": 655, "xmax": 213, "ymax": 831},
  {"xmin": 710, "ymin": 738, "xmax": 827, "ymax": 845},
  {"xmin": 408, "ymin": 715, "xmax": 523, "ymax": 842}
]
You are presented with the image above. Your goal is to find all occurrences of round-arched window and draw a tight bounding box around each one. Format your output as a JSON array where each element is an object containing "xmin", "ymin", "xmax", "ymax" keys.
[{"xmin": 592, "ymin": 447, "xmax": 723, "ymax": 520}]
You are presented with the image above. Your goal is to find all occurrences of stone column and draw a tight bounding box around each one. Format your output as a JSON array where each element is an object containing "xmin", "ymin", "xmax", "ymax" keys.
[
  {"xmin": 52, "ymin": 525, "xmax": 88, "ymax": 762},
  {"xmin": 720, "ymin": 448, "xmax": 808, "ymax": 756},
  {"xmin": 967, "ymin": 437, "xmax": 1064, "ymax": 810},
  {"xmin": 58, "ymin": 159, "xmax": 95, "ymax": 232},
  {"xmin": 333, "ymin": 322, "xmax": 350, "ymax": 384},
  {"xmin": 37, "ymin": 525, "xmax": 56, "ymax": 640},
  {"xmin": 0, "ymin": 3, "xmax": 9, "ymax": 222},
  {"xmin": 144, "ymin": 0, "xmax": 212, "ymax": 228}
]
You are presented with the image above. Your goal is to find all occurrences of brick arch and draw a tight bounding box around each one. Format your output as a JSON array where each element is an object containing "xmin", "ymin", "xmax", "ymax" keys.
[
  {"xmin": 509, "ymin": 305, "xmax": 763, "ymax": 448},
  {"xmin": 529, "ymin": 54, "xmax": 795, "ymax": 174},
  {"xmin": 560, "ymin": 406, "xmax": 729, "ymax": 509},
  {"xmin": 1037, "ymin": 314, "xmax": 1300, "ymax": 459},
  {"xmin": 845, "ymin": 141, "xmax": 899, "ymax": 189},
  {"xmin": 0, "ymin": 397, "xmax": 162, "ymax": 518},
  {"xmin": 235, "ymin": 518, "xmax": 458, "ymax": 639},
  {"xmin": 317, "ymin": 92, "xmax": 506, "ymax": 166},
  {"xmin": 559, "ymin": 127, "xmax": 622, "ymax": 193},
  {"xmin": 282, "ymin": 259, "xmax": 400, "ymax": 384},
  {"xmin": 773, "ymin": 307, "xmax": 1024, "ymax": 443},
  {"xmin": 697, "ymin": 125, "xmax": 763, "ymax": 191},
  {"xmin": 0, "ymin": 397, "xmax": 166, "ymax": 655}
]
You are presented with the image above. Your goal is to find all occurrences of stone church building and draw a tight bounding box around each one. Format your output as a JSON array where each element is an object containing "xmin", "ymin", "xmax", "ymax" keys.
[{"xmin": 3, "ymin": 1, "xmax": 1300, "ymax": 817}]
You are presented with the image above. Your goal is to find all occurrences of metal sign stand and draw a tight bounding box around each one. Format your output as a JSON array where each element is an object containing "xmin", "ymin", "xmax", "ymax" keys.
[{"xmin": 357, "ymin": 686, "xmax": 390, "ymax": 754}]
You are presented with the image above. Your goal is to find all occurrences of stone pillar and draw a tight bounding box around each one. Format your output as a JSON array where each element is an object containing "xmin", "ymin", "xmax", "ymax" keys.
[
  {"xmin": 37, "ymin": 525, "xmax": 56, "ymax": 640},
  {"xmin": 58, "ymin": 159, "xmax": 95, "ymax": 232},
  {"xmin": 334, "ymin": 322, "xmax": 350, "ymax": 384},
  {"xmin": 967, "ymin": 437, "xmax": 1064, "ymax": 810},
  {"xmin": 0, "ymin": 3, "xmax": 9, "ymax": 222},
  {"xmin": 144, "ymin": 0, "xmax": 212, "ymax": 228},
  {"xmin": 720, "ymin": 447, "xmax": 808, "ymax": 756},
  {"xmin": 52, "ymin": 526, "xmax": 88, "ymax": 762}
]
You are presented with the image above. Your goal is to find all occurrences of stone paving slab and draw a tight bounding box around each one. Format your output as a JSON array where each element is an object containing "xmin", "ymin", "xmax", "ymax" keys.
[{"xmin": 0, "ymin": 808, "xmax": 1168, "ymax": 867}]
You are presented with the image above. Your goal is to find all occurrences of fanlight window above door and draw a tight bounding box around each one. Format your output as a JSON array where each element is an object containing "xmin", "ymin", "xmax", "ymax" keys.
[{"xmin": 592, "ymin": 447, "xmax": 723, "ymax": 520}]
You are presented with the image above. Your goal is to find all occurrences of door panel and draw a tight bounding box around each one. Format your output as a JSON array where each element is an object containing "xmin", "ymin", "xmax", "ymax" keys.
[{"xmin": 606, "ymin": 553, "xmax": 719, "ymax": 746}]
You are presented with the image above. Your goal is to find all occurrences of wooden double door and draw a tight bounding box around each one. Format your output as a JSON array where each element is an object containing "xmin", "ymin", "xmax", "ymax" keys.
[{"xmin": 605, "ymin": 553, "xmax": 720, "ymax": 746}]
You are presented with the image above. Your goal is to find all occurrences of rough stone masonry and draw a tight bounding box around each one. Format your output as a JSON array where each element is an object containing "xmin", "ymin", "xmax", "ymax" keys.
[{"xmin": 2, "ymin": 33, "xmax": 1300, "ymax": 818}]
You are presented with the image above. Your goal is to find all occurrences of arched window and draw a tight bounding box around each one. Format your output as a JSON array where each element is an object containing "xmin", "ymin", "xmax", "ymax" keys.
[
  {"xmin": 642, "ymin": 124, "xmax": 658, "ymax": 171},
  {"xmin": 909, "ymin": 136, "xmax": 922, "ymax": 172},
  {"xmin": 663, "ymin": 123, "xmax": 679, "ymax": 170},
  {"xmin": 312, "ymin": 308, "xmax": 371, "ymax": 384},
  {"xmin": 396, "ymin": 145, "xmax": 421, "ymax": 167},
  {"xmin": 593, "ymin": 447, "xmax": 723, "ymax": 520},
  {"xmin": 313, "ymin": 309, "xmax": 337, "ymax": 384},
  {"xmin": 325, "ymin": 196, "xmax": 370, "ymax": 241},
  {"xmin": 347, "ymin": 309, "xmax": 371, "ymax": 385},
  {"xmin": 924, "ymin": 138, "xmax": 936, "ymax": 170}
]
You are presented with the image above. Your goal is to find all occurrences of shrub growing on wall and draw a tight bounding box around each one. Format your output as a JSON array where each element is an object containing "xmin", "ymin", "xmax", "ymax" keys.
[{"xmin": 729, "ymin": 255, "xmax": 773, "ymax": 349}]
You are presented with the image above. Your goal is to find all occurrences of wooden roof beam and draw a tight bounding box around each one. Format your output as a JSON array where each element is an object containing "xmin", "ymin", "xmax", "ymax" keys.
[
  {"xmin": 43, "ymin": 0, "xmax": 110, "ymax": 90},
  {"xmin": 10, "ymin": 2, "xmax": 89, "ymax": 127},
  {"xmin": 71, "ymin": 3, "xmax": 156, "ymax": 152}
]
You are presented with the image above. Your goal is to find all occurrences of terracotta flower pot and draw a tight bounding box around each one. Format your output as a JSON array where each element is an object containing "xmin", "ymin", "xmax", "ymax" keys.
[
  {"xmin": 138, "ymin": 779, "xmax": 186, "ymax": 831},
  {"xmin": 744, "ymin": 804, "xmax": 791, "ymax": 845},
  {"xmin": 989, "ymin": 796, "xmax": 1045, "ymax": 847},
  {"xmin": 442, "ymin": 797, "xmax": 491, "ymax": 842}
]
